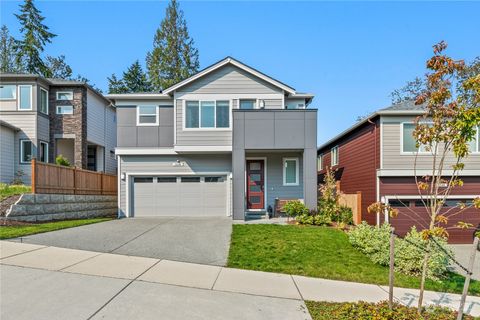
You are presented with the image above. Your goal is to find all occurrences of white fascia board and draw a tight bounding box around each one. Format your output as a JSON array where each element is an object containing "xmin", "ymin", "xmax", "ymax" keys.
[
  {"xmin": 377, "ymin": 169, "xmax": 480, "ymax": 177},
  {"xmin": 115, "ymin": 148, "xmax": 177, "ymax": 155},
  {"xmin": 173, "ymin": 145, "xmax": 233, "ymax": 153}
]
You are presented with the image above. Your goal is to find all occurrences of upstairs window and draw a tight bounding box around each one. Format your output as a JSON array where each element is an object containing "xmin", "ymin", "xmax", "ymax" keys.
[
  {"xmin": 240, "ymin": 100, "xmax": 256, "ymax": 109},
  {"xmin": 402, "ymin": 123, "xmax": 430, "ymax": 153},
  {"xmin": 137, "ymin": 105, "xmax": 158, "ymax": 125},
  {"xmin": 0, "ymin": 85, "xmax": 16, "ymax": 100},
  {"xmin": 56, "ymin": 105, "xmax": 74, "ymax": 115},
  {"xmin": 283, "ymin": 158, "xmax": 299, "ymax": 186},
  {"xmin": 317, "ymin": 155, "xmax": 323, "ymax": 171},
  {"xmin": 56, "ymin": 91, "xmax": 73, "ymax": 100},
  {"xmin": 331, "ymin": 146, "xmax": 339, "ymax": 166},
  {"xmin": 18, "ymin": 85, "xmax": 32, "ymax": 110},
  {"xmin": 468, "ymin": 126, "xmax": 479, "ymax": 153},
  {"xmin": 40, "ymin": 88, "xmax": 48, "ymax": 114},
  {"xmin": 185, "ymin": 100, "xmax": 230, "ymax": 129}
]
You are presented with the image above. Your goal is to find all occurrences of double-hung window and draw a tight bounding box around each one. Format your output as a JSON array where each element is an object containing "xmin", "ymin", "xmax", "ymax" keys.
[
  {"xmin": 40, "ymin": 88, "xmax": 48, "ymax": 114},
  {"xmin": 0, "ymin": 85, "xmax": 16, "ymax": 100},
  {"xmin": 18, "ymin": 85, "xmax": 32, "ymax": 110},
  {"xmin": 39, "ymin": 141, "xmax": 48, "ymax": 163},
  {"xmin": 185, "ymin": 100, "xmax": 230, "ymax": 129},
  {"xmin": 283, "ymin": 158, "xmax": 299, "ymax": 186},
  {"xmin": 402, "ymin": 123, "xmax": 428, "ymax": 153},
  {"xmin": 137, "ymin": 105, "xmax": 158, "ymax": 125},
  {"xmin": 20, "ymin": 140, "xmax": 33, "ymax": 163},
  {"xmin": 331, "ymin": 146, "xmax": 339, "ymax": 166}
]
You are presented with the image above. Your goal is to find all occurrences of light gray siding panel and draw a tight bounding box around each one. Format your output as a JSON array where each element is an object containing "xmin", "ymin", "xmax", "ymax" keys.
[
  {"xmin": 178, "ymin": 65, "xmax": 282, "ymax": 94},
  {"xmin": 263, "ymin": 99, "xmax": 283, "ymax": 109},
  {"xmin": 381, "ymin": 116, "xmax": 480, "ymax": 170},
  {"xmin": 0, "ymin": 126, "xmax": 15, "ymax": 183},
  {"xmin": 86, "ymin": 91, "xmax": 108, "ymax": 146},
  {"xmin": 118, "ymin": 154, "xmax": 232, "ymax": 216},
  {"xmin": 175, "ymin": 99, "xmax": 232, "ymax": 146}
]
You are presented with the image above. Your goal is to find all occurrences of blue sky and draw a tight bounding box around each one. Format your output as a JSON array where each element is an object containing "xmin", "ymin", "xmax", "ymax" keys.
[{"xmin": 1, "ymin": 1, "xmax": 479, "ymax": 145}]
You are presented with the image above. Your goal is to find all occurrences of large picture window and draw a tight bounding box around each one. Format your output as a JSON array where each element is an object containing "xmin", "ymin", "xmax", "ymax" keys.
[
  {"xmin": 0, "ymin": 85, "xmax": 16, "ymax": 100},
  {"xmin": 283, "ymin": 158, "xmax": 299, "ymax": 186},
  {"xmin": 185, "ymin": 100, "xmax": 230, "ymax": 129},
  {"xmin": 137, "ymin": 105, "xmax": 158, "ymax": 125}
]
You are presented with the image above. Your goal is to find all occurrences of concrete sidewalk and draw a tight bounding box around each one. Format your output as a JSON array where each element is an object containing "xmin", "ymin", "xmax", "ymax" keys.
[{"xmin": 1, "ymin": 241, "xmax": 479, "ymax": 319}]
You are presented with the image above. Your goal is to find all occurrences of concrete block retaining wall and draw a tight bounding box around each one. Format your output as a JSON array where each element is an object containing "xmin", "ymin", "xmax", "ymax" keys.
[{"xmin": 6, "ymin": 194, "xmax": 117, "ymax": 222}]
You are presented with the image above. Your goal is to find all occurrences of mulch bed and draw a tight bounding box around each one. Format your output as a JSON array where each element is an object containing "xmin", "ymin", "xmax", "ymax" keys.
[{"xmin": 0, "ymin": 195, "xmax": 21, "ymax": 217}]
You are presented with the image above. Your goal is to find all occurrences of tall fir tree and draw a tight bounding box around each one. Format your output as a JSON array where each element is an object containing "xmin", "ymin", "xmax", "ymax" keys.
[
  {"xmin": 0, "ymin": 25, "xmax": 19, "ymax": 73},
  {"xmin": 146, "ymin": 0, "xmax": 199, "ymax": 91},
  {"xmin": 123, "ymin": 60, "xmax": 152, "ymax": 92},
  {"xmin": 14, "ymin": 0, "xmax": 56, "ymax": 76},
  {"xmin": 46, "ymin": 55, "xmax": 73, "ymax": 79},
  {"xmin": 107, "ymin": 73, "xmax": 128, "ymax": 94}
]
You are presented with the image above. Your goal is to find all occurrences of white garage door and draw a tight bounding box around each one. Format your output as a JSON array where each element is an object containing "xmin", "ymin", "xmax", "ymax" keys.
[{"xmin": 132, "ymin": 176, "xmax": 228, "ymax": 217}]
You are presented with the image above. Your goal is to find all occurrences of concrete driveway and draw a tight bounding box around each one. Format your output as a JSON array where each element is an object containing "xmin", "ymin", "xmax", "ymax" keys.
[{"xmin": 10, "ymin": 217, "xmax": 232, "ymax": 266}]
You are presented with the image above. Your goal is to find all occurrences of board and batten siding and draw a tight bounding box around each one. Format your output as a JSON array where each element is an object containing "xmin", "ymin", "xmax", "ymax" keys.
[
  {"xmin": 86, "ymin": 91, "xmax": 109, "ymax": 146},
  {"xmin": 381, "ymin": 116, "xmax": 480, "ymax": 170},
  {"xmin": 0, "ymin": 125, "xmax": 15, "ymax": 183},
  {"xmin": 37, "ymin": 114, "xmax": 49, "ymax": 142},
  {"xmin": 118, "ymin": 154, "xmax": 232, "ymax": 216},
  {"xmin": 246, "ymin": 152, "xmax": 304, "ymax": 209},
  {"xmin": 104, "ymin": 105, "xmax": 117, "ymax": 174}
]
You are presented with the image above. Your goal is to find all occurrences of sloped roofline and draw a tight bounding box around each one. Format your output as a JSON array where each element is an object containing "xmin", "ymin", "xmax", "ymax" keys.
[
  {"xmin": 162, "ymin": 56, "xmax": 297, "ymax": 95},
  {"xmin": 317, "ymin": 108, "xmax": 425, "ymax": 152}
]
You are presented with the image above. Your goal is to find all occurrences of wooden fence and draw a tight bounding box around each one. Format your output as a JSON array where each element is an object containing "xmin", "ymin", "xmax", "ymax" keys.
[
  {"xmin": 338, "ymin": 191, "xmax": 362, "ymax": 225},
  {"xmin": 31, "ymin": 159, "xmax": 117, "ymax": 195}
]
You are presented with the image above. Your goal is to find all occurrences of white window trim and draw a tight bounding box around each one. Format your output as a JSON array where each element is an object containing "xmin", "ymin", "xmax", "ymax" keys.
[
  {"xmin": 136, "ymin": 105, "xmax": 159, "ymax": 126},
  {"xmin": 0, "ymin": 84, "xmax": 17, "ymax": 100},
  {"xmin": 18, "ymin": 85, "xmax": 32, "ymax": 111},
  {"xmin": 331, "ymin": 146, "xmax": 339, "ymax": 166},
  {"xmin": 56, "ymin": 91, "xmax": 73, "ymax": 100},
  {"xmin": 40, "ymin": 87, "xmax": 49, "ymax": 115},
  {"xmin": 400, "ymin": 122, "xmax": 431, "ymax": 155},
  {"xmin": 470, "ymin": 126, "xmax": 480, "ymax": 154},
  {"xmin": 283, "ymin": 157, "xmax": 299, "ymax": 186},
  {"xmin": 182, "ymin": 100, "xmax": 232, "ymax": 131},
  {"xmin": 39, "ymin": 141, "xmax": 49, "ymax": 163},
  {"xmin": 20, "ymin": 139, "xmax": 33, "ymax": 164},
  {"xmin": 56, "ymin": 105, "xmax": 74, "ymax": 115}
]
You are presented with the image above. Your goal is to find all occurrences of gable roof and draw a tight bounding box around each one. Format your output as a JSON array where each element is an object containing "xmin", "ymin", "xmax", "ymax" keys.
[
  {"xmin": 317, "ymin": 100, "xmax": 426, "ymax": 152},
  {"xmin": 162, "ymin": 56, "xmax": 297, "ymax": 95}
]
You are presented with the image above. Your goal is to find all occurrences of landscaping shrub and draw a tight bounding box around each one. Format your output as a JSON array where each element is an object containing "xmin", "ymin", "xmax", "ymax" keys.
[
  {"xmin": 283, "ymin": 200, "xmax": 309, "ymax": 218},
  {"xmin": 348, "ymin": 223, "xmax": 452, "ymax": 280},
  {"xmin": 305, "ymin": 300, "xmax": 473, "ymax": 320},
  {"xmin": 55, "ymin": 154, "xmax": 71, "ymax": 167},
  {"xmin": 332, "ymin": 205, "xmax": 353, "ymax": 224},
  {"xmin": 395, "ymin": 226, "xmax": 452, "ymax": 281},
  {"xmin": 296, "ymin": 209, "xmax": 332, "ymax": 226},
  {"xmin": 348, "ymin": 221, "xmax": 391, "ymax": 266}
]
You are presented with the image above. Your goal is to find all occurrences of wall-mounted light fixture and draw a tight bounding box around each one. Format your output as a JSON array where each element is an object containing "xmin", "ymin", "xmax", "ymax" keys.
[{"xmin": 121, "ymin": 173, "xmax": 126, "ymax": 181}]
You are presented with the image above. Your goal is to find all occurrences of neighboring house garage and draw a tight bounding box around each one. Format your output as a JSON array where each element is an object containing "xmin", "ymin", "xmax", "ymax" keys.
[{"xmin": 132, "ymin": 175, "xmax": 230, "ymax": 217}]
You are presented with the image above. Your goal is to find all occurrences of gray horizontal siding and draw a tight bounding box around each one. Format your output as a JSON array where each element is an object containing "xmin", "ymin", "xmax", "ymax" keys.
[
  {"xmin": 118, "ymin": 154, "xmax": 232, "ymax": 216},
  {"xmin": 0, "ymin": 126, "xmax": 15, "ymax": 183},
  {"xmin": 382, "ymin": 117, "xmax": 480, "ymax": 170},
  {"xmin": 175, "ymin": 99, "xmax": 232, "ymax": 146},
  {"xmin": 263, "ymin": 99, "xmax": 283, "ymax": 109},
  {"xmin": 178, "ymin": 65, "xmax": 282, "ymax": 94}
]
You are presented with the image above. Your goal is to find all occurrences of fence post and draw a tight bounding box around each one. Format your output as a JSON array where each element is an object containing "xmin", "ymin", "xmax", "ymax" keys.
[
  {"xmin": 356, "ymin": 191, "xmax": 362, "ymax": 224},
  {"xmin": 73, "ymin": 167, "xmax": 77, "ymax": 195},
  {"xmin": 389, "ymin": 227, "xmax": 395, "ymax": 309},
  {"xmin": 457, "ymin": 236, "xmax": 479, "ymax": 320},
  {"xmin": 31, "ymin": 158, "xmax": 36, "ymax": 194}
]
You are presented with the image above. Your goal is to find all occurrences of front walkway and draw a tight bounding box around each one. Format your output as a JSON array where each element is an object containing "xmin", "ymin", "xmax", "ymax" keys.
[{"xmin": 1, "ymin": 241, "xmax": 479, "ymax": 319}]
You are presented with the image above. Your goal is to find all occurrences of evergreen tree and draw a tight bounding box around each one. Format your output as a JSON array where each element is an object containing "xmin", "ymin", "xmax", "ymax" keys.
[
  {"xmin": 107, "ymin": 73, "xmax": 128, "ymax": 94},
  {"xmin": 146, "ymin": 0, "xmax": 199, "ymax": 91},
  {"xmin": 46, "ymin": 55, "xmax": 72, "ymax": 79},
  {"xmin": 14, "ymin": 0, "xmax": 56, "ymax": 76},
  {"xmin": 123, "ymin": 60, "xmax": 152, "ymax": 92},
  {"xmin": 0, "ymin": 25, "xmax": 19, "ymax": 73}
]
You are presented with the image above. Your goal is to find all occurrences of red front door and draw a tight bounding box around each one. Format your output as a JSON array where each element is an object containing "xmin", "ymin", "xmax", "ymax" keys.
[{"xmin": 246, "ymin": 160, "xmax": 265, "ymax": 209}]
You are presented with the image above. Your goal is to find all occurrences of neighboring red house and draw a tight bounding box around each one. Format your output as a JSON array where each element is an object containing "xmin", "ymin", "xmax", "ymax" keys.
[{"xmin": 317, "ymin": 101, "xmax": 480, "ymax": 243}]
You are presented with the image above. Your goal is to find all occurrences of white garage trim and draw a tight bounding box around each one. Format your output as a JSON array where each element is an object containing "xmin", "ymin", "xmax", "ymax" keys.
[{"xmin": 125, "ymin": 171, "xmax": 232, "ymax": 218}]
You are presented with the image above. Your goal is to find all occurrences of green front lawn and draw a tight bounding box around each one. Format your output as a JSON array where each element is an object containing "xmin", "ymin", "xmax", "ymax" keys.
[
  {"xmin": 0, "ymin": 183, "xmax": 31, "ymax": 201},
  {"xmin": 0, "ymin": 218, "xmax": 112, "ymax": 239},
  {"xmin": 227, "ymin": 224, "xmax": 480, "ymax": 296}
]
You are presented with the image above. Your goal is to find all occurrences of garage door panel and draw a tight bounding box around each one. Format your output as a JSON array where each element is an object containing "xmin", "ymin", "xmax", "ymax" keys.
[{"xmin": 133, "ymin": 175, "xmax": 228, "ymax": 217}]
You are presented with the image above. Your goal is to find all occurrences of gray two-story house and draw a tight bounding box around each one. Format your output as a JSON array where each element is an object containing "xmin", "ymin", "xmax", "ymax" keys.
[
  {"xmin": 0, "ymin": 74, "xmax": 117, "ymax": 184},
  {"xmin": 108, "ymin": 57, "xmax": 318, "ymax": 220}
]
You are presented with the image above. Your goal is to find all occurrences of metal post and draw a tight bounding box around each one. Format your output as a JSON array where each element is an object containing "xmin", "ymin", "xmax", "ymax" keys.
[
  {"xmin": 389, "ymin": 227, "xmax": 395, "ymax": 309},
  {"xmin": 457, "ymin": 236, "xmax": 479, "ymax": 320}
]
